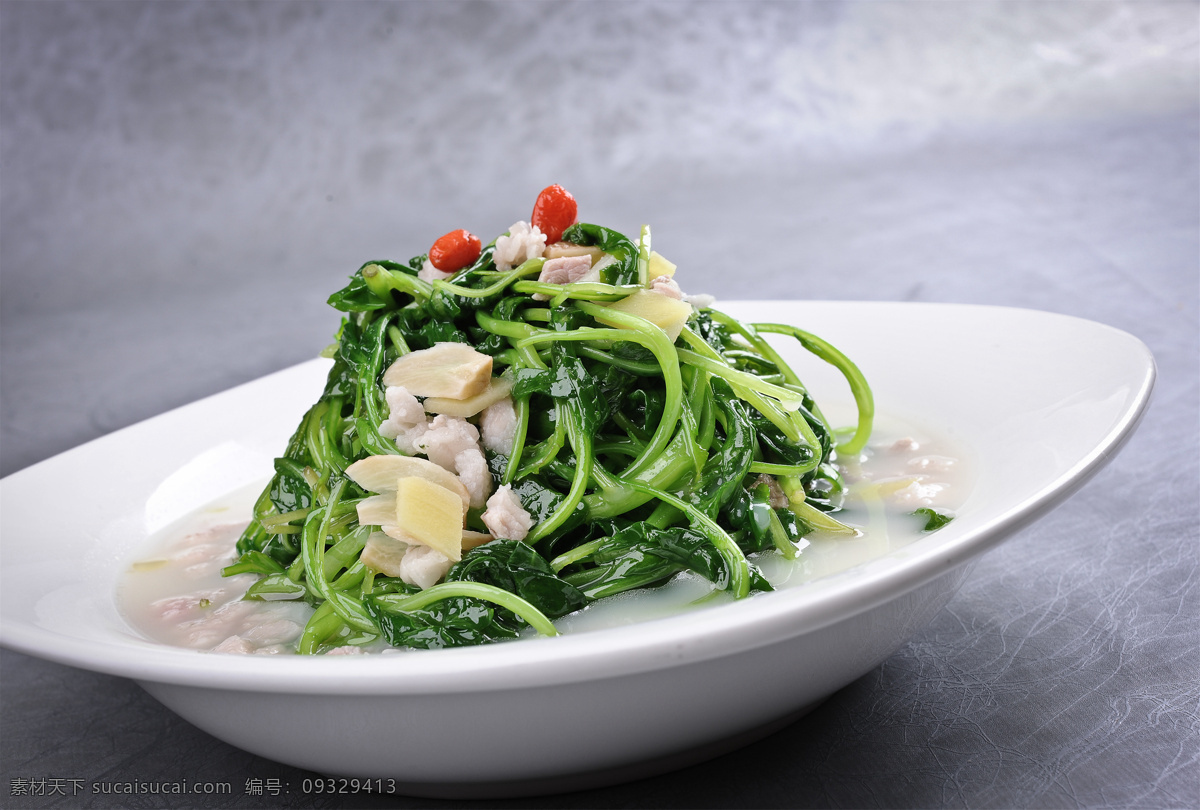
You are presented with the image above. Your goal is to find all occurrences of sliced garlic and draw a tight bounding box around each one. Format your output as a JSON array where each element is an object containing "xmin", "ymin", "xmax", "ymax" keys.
[
  {"xmin": 461, "ymin": 529, "xmax": 494, "ymax": 552},
  {"xmin": 360, "ymin": 531, "xmax": 409, "ymax": 578},
  {"xmin": 543, "ymin": 243, "xmax": 604, "ymax": 262},
  {"xmin": 382, "ymin": 343, "xmax": 492, "ymax": 399},
  {"xmin": 423, "ymin": 376, "xmax": 513, "ymax": 418},
  {"xmin": 356, "ymin": 494, "xmax": 397, "ymax": 527},
  {"xmin": 345, "ymin": 455, "xmax": 470, "ymax": 512}
]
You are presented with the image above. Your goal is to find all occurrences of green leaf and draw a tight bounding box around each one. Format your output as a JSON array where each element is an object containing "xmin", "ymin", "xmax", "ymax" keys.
[
  {"xmin": 550, "ymin": 346, "xmax": 609, "ymax": 435},
  {"xmin": 244, "ymin": 573, "xmax": 307, "ymax": 601},
  {"xmin": 749, "ymin": 409, "xmax": 820, "ymax": 469},
  {"xmin": 564, "ymin": 523, "xmax": 771, "ymax": 599},
  {"xmin": 912, "ymin": 507, "xmax": 955, "ymax": 532},
  {"xmin": 326, "ymin": 273, "xmax": 388, "ymax": 312},
  {"xmin": 559, "ymin": 222, "xmax": 639, "ymax": 285},
  {"xmin": 511, "ymin": 367, "xmax": 555, "ymax": 398},
  {"xmin": 446, "ymin": 540, "xmax": 587, "ymax": 619},
  {"xmin": 270, "ymin": 458, "xmax": 313, "ymax": 514},
  {"xmin": 365, "ymin": 595, "xmax": 520, "ymax": 649},
  {"xmin": 691, "ymin": 383, "xmax": 756, "ymax": 518}
]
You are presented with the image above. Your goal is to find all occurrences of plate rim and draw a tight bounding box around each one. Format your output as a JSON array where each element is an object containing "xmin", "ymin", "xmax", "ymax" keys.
[{"xmin": 0, "ymin": 300, "xmax": 1157, "ymax": 694}]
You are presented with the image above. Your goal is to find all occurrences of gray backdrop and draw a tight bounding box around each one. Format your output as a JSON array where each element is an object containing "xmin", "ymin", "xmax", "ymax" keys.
[{"xmin": 2, "ymin": 2, "xmax": 1197, "ymax": 808}]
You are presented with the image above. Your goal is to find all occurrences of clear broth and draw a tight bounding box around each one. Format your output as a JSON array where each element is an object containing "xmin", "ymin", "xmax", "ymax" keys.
[{"xmin": 118, "ymin": 417, "xmax": 973, "ymax": 654}]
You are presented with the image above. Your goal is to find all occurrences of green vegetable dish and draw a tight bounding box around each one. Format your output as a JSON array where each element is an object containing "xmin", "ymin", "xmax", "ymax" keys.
[{"xmin": 222, "ymin": 185, "xmax": 877, "ymax": 653}]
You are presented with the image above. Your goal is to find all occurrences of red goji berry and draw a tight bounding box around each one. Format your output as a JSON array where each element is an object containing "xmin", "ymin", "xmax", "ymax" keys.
[
  {"xmin": 428, "ymin": 229, "xmax": 482, "ymax": 272},
  {"xmin": 531, "ymin": 185, "xmax": 578, "ymax": 244}
]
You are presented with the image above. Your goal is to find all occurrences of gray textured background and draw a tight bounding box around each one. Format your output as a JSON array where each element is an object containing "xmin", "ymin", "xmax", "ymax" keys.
[{"xmin": 2, "ymin": 2, "xmax": 1198, "ymax": 808}]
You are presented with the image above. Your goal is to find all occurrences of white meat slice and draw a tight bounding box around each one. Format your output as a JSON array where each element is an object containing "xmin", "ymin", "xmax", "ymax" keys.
[
  {"xmin": 645, "ymin": 274, "xmax": 713, "ymax": 309},
  {"xmin": 533, "ymin": 255, "xmax": 600, "ymax": 299},
  {"xmin": 538, "ymin": 255, "xmax": 597, "ymax": 285},
  {"xmin": 182, "ymin": 559, "xmax": 228, "ymax": 580},
  {"xmin": 183, "ymin": 598, "xmax": 260, "ymax": 648},
  {"xmin": 242, "ymin": 618, "xmax": 303, "ymax": 646},
  {"xmin": 395, "ymin": 422, "xmax": 429, "ymax": 456},
  {"xmin": 252, "ymin": 645, "xmax": 291, "ymax": 655},
  {"xmin": 417, "ymin": 259, "xmax": 456, "ymax": 282},
  {"xmin": 170, "ymin": 542, "xmax": 229, "ymax": 566},
  {"xmin": 399, "ymin": 544, "xmax": 453, "ymax": 590},
  {"xmin": 891, "ymin": 479, "xmax": 947, "ymax": 507},
  {"xmin": 153, "ymin": 589, "xmax": 229, "ymax": 622},
  {"xmin": 480, "ymin": 396, "xmax": 518, "ymax": 456},
  {"xmin": 907, "ymin": 455, "xmax": 957, "ymax": 473},
  {"xmin": 482, "ymin": 484, "xmax": 534, "ymax": 542},
  {"xmin": 379, "ymin": 386, "xmax": 428, "ymax": 441},
  {"xmin": 213, "ymin": 635, "xmax": 255, "ymax": 655},
  {"xmin": 414, "ymin": 414, "xmax": 481, "ymax": 472},
  {"xmin": 455, "ymin": 447, "xmax": 492, "ymax": 510},
  {"xmin": 649, "ymin": 274, "xmax": 683, "ymax": 300},
  {"xmin": 493, "ymin": 221, "xmax": 547, "ymax": 272},
  {"xmin": 325, "ymin": 646, "xmax": 366, "ymax": 656}
]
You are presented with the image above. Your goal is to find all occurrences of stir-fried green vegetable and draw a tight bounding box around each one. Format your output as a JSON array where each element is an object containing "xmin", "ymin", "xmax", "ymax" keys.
[{"xmin": 224, "ymin": 189, "xmax": 874, "ymax": 653}]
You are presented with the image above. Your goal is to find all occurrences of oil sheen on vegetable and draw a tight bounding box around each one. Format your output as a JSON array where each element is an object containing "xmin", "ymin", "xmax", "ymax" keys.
[{"xmin": 117, "ymin": 185, "xmax": 950, "ymax": 654}]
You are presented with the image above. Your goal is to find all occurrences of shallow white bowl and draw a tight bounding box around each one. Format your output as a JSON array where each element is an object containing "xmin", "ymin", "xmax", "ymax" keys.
[{"xmin": 0, "ymin": 302, "xmax": 1154, "ymax": 798}]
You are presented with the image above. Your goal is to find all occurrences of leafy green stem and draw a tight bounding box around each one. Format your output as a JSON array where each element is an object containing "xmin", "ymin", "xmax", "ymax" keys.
[
  {"xmin": 624, "ymin": 480, "xmax": 751, "ymax": 598},
  {"xmin": 753, "ymin": 322, "xmax": 875, "ymax": 455},
  {"xmin": 373, "ymin": 582, "xmax": 560, "ymax": 637}
]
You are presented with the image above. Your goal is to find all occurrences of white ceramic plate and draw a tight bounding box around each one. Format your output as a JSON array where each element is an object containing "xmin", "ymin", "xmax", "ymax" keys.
[{"xmin": 0, "ymin": 301, "xmax": 1154, "ymax": 798}]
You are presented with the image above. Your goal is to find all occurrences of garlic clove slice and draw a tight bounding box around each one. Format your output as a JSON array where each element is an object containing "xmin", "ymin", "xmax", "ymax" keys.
[
  {"xmin": 357, "ymin": 494, "xmax": 397, "ymax": 527},
  {"xmin": 423, "ymin": 377, "xmax": 513, "ymax": 418},
  {"xmin": 345, "ymin": 455, "xmax": 470, "ymax": 512},
  {"xmin": 381, "ymin": 343, "xmax": 492, "ymax": 399},
  {"xmin": 360, "ymin": 531, "xmax": 409, "ymax": 578},
  {"xmin": 461, "ymin": 529, "xmax": 494, "ymax": 552},
  {"xmin": 543, "ymin": 243, "xmax": 603, "ymax": 262}
]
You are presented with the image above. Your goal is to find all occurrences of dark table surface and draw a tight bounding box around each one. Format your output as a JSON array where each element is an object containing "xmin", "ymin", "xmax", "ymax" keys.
[{"xmin": 2, "ymin": 3, "xmax": 1197, "ymax": 808}]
